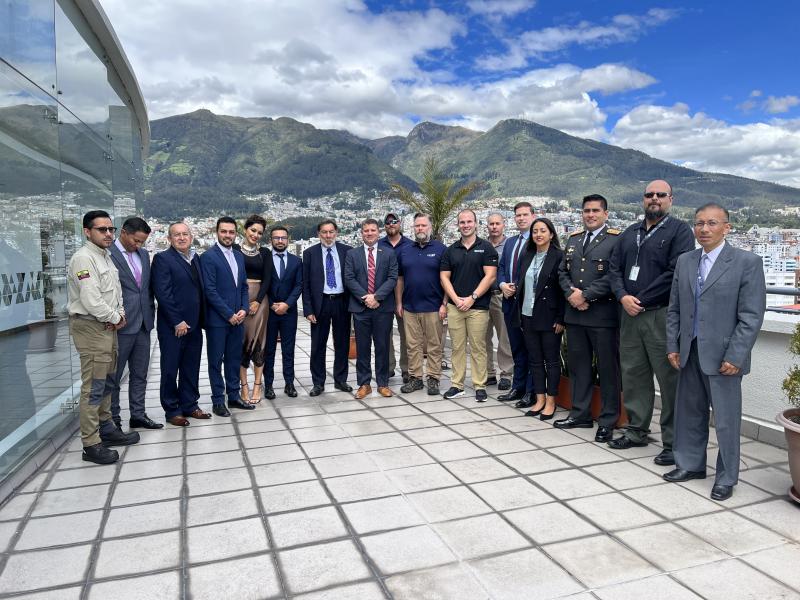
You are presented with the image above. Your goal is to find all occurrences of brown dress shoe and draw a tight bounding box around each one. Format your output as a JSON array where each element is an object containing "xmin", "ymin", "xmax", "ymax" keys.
[
  {"xmin": 184, "ymin": 409, "xmax": 211, "ymax": 419},
  {"xmin": 167, "ymin": 415, "xmax": 190, "ymax": 427},
  {"xmin": 354, "ymin": 385, "xmax": 372, "ymax": 399},
  {"xmin": 377, "ymin": 387, "xmax": 393, "ymax": 397}
]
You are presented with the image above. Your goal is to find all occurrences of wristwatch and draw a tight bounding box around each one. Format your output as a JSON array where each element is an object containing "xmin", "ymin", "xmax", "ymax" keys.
[{"xmin": 471, "ymin": 292, "xmax": 479, "ymax": 300}]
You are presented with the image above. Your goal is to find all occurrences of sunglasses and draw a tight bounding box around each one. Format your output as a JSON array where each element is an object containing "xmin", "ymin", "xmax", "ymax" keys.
[
  {"xmin": 644, "ymin": 192, "xmax": 670, "ymax": 199},
  {"xmin": 385, "ymin": 219, "xmax": 399, "ymax": 225},
  {"xmin": 92, "ymin": 226, "xmax": 117, "ymax": 233}
]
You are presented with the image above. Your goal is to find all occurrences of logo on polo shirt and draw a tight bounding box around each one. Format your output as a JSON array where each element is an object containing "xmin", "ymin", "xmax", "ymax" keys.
[
  {"xmin": 426, "ymin": 253, "xmax": 437, "ymax": 257},
  {"xmin": 474, "ymin": 249, "xmax": 485, "ymax": 253}
]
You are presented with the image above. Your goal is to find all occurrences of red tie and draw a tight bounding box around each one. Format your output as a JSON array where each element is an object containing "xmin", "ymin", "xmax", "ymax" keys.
[{"xmin": 367, "ymin": 247, "xmax": 376, "ymax": 294}]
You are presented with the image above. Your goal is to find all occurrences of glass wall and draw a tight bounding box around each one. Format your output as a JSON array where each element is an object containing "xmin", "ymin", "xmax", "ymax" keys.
[{"xmin": 0, "ymin": 0, "xmax": 145, "ymax": 485}]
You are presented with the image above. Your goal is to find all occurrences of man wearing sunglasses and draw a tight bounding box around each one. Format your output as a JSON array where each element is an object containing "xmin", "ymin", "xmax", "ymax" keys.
[
  {"xmin": 607, "ymin": 181, "xmax": 694, "ymax": 464},
  {"xmin": 379, "ymin": 212, "xmax": 412, "ymax": 383},
  {"xmin": 68, "ymin": 210, "xmax": 140, "ymax": 465}
]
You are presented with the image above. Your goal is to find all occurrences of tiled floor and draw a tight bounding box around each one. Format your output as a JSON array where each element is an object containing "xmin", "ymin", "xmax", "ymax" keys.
[{"xmin": 0, "ymin": 319, "xmax": 798, "ymax": 599}]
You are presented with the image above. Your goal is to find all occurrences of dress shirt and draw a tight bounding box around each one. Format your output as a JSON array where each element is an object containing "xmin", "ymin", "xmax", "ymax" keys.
[
  {"xmin": 217, "ymin": 241, "xmax": 238, "ymax": 283},
  {"xmin": 115, "ymin": 239, "xmax": 142, "ymax": 279},
  {"xmin": 321, "ymin": 243, "xmax": 344, "ymax": 294},
  {"xmin": 272, "ymin": 249, "xmax": 287, "ymax": 278},
  {"xmin": 700, "ymin": 241, "xmax": 725, "ymax": 280},
  {"xmin": 363, "ymin": 243, "xmax": 378, "ymax": 265},
  {"xmin": 177, "ymin": 248, "xmax": 197, "ymax": 264}
]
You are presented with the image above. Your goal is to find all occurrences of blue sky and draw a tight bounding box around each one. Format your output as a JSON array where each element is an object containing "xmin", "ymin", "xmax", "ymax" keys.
[{"xmin": 103, "ymin": 0, "xmax": 800, "ymax": 187}]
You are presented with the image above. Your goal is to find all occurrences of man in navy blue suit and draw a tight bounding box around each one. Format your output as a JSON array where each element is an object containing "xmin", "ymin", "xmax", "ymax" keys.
[
  {"xmin": 151, "ymin": 222, "xmax": 211, "ymax": 426},
  {"xmin": 345, "ymin": 218, "xmax": 399, "ymax": 399},
  {"xmin": 263, "ymin": 225, "xmax": 303, "ymax": 400},
  {"xmin": 200, "ymin": 216, "xmax": 255, "ymax": 416},
  {"xmin": 497, "ymin": 201, "xmax": 535, "ymax": 403},
  {"xmin": 302, "ymin": 219, "xmax": 353, "ymax": 396}
]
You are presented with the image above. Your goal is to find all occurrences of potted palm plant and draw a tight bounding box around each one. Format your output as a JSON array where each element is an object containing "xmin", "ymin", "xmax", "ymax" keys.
[{"xmin": 779, "ymin": 323, "xmax": 800, "ymax": 504}]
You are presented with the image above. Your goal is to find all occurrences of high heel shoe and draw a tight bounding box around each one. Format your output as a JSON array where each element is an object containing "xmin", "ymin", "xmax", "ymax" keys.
[
  {"xmin": 250, "ymin": 382, "xmax": 264, "ymax": 404},
  {"xmin": 241, "ymin": 382, "xmax": 251, "ymax": 404}
]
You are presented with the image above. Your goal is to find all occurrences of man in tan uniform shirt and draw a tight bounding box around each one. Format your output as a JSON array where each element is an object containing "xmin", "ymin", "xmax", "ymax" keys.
[{"xmin": 68, "ymin": 210, "xmax": 139, "ymax": 464}]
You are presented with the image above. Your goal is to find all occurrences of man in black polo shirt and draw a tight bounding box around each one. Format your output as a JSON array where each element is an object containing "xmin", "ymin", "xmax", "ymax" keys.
[
  {"xmin": 607, "ymin": 180, "xmax": 695, "ymax": 465},
  {"xmin": 440, "ymin": 209, "xmax": 498, "ymax": 402},
  {"xmin": 395, "ymin": 213, "xmax": 448, "ymax": 395}
]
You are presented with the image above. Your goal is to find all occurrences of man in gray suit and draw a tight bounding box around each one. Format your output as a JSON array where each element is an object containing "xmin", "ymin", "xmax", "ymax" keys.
[
  {"xmin": 344, "ymin": 218, "xmax": 399, "ymax": 399},
  {"xmin": 664, "ymin": 203, "xmax": 765, "ymax": 501},
  {"xmin": 108, "ymin": 217, "xmax": 162, "ymax": 429}
]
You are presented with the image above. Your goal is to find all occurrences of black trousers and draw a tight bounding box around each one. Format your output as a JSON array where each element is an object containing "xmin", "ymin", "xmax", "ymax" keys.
[
  {"xmin": 522, "ymin": 316, "xmax": 562, "ymax": 396},
  {"xmin": 310, "ymin": 295, "xmax": 351, "ymax": 386},
  {"xmin": 264, "ymin": 311, "xmax": 298, "ymax": 386},
  {"xmin": 565, "ymin": 324, "xmax": 620, "ymax": 426},
  {"xmin": 352, "ymin": 310, "xmax": 393, "ymax": 387}
]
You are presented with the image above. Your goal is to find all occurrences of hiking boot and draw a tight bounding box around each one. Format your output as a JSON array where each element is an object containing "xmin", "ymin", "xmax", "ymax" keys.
[{"xmin": 401, "ymin": 377, "xmax": 424, "ymax": 393}]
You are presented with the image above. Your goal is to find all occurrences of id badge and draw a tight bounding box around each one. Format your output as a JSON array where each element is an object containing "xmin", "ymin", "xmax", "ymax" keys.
[{"xmin": 628, "ymin": 265, "xmax": 640, "ymax": 281}]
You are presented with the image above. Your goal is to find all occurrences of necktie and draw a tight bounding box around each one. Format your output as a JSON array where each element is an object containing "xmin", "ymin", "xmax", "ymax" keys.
[
  {"xmin": 325, "ymin": 248, "xmax": 336, "ymax": 289},
  {"xmin": 127, "ymin": 251, "xmax": 142, "ymax": 287},
  {"xmin": 277, "ymin": 252, "xmax": 285, "ymax": 279},
  {"xmin": 367, "ymin": 246, "xmax": 376, "ymax": 294},
  {"xmin": 511, "ymin": 238, "xmax": 523, "ymax": 281},
  {"xmin": 693, "ymin": 255, "xmax": 710, "ymax": 339},
  {"xmin": 583, "ymin": 232, "xmax": 592, "ymax": 252}
]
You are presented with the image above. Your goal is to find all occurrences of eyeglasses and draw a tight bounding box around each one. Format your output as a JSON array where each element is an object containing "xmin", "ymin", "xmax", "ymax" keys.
[
  {"xmin": 644, "ymin": 192, "xmax": 670, "ymax": 199},
  {"xmin": 272, "ymin": 236, "xmax": 288, "ymax": 241},
  {"xmin": 693, "ymin": 220, "xmax": 728, "ymax": 228},
  {"xmin": 92, "ymin": 226, "xmax": 117, "ymax": 233},
  {"xmin": 385, "ymin": 219, "xmax": 399, "ymax": 225}
]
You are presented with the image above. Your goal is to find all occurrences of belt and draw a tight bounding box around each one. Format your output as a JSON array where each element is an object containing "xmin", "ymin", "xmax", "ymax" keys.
[
  {"xmin": 641, "ymin": 304, "xmax": 664, "ymax": 312},
  {"xmin": 323, "ymin": 293, "xmax": 344, "ymax": 298}
]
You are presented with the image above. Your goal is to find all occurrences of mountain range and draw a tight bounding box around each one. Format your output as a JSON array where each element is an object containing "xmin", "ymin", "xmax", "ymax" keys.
[{"xmin": 143, "ymin": 109, "xmax": 800, "ymax": 219}]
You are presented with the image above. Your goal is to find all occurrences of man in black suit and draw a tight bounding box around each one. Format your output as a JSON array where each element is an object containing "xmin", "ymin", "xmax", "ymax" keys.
[
  {"xmin": 264, "ymin": 225, "xmax": 303, "ymax": 400},
  {"xmin": 556, "ymin": 194, "xmax": 621, "ymax": 442},
  {"xmin": 151, "ymin": 222, "xmax": 211, "ymax": 426},
  {"xmin": 108, "ymin": 217, "xmax": 162, "ymax": 430},
  {"xmin": 302, "ymin": 219, "xmax": 353, "ymax": 396},
  {"xmin": 344, "ymin": 218, "xmax": 399, "ymax": 399}
]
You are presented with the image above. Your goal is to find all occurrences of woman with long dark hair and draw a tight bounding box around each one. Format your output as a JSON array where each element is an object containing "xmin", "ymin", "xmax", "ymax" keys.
[
  {"xmin": 238, "ymin": 214, "xmax": 272, "ymax": 403},
  {"xmin": 512, "ymin": 217, "xmax": 565, "ymax": 419}
]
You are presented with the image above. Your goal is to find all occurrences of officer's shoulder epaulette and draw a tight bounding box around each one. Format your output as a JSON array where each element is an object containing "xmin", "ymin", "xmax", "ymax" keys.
[
  {"xmin": 569, "ymin": 229, "xmax": 585, "ymax": 237},
  {"xmin": 606, "ymin": 228, "xmax": 621, "ymax": 235}
]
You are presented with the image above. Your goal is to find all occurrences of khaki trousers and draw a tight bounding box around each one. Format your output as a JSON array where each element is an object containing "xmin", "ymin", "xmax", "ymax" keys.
[
  {"xmin": 485, "ymin": 293, "xmax": 513, "ymax": 378},
  {"xmin": 403, "ymin": 311, "xmax": 444, "ymax": 381},
  {"xmin": 447, "ymin": 305, "xmax": 489, "ymax": 390},
  {"xmin": 70, "ymin": 318, "xmax": 117, "ymax": 447}
]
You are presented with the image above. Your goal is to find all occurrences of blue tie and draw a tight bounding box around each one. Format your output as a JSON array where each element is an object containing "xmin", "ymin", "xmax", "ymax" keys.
[
  {"xmin": 325, "ymin": 248, "xmax": 336, "ymax": 289},
  {"xmin": 277, "ymin": 253, "xmax": 286, "ymax": 279}
]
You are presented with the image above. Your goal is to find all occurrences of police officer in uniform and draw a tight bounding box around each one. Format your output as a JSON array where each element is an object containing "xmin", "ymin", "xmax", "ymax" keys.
[
  {"xmin": 555, "ymin": 194, "xmax": 621, "ymax": 442},
  {"xmin": 68, "ymin": 210, "xmax": 140, "ymax": 465}
]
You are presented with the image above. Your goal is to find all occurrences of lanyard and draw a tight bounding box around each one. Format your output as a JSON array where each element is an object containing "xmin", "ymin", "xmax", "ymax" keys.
[{"xmin": 634, "ymin": 216, "xmax": 669, "ymax": 266}]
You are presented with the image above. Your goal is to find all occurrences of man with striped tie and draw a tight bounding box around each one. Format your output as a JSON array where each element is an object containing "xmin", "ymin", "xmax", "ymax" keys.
[{"xmin": 344, "ymin": 218, "xmax": 399, "ymax": 399}]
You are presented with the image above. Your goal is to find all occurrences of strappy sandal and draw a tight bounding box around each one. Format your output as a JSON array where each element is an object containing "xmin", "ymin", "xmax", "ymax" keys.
[{"xmin": 250, "ymin": 382, "xmax": 264, "ymax": 404}]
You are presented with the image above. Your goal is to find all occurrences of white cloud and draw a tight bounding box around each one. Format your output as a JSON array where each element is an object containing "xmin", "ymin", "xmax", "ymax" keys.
[
  {"xmin": 467, "ymin": 0, "xmax": 536, "ymax": 22},
  {"xmin": 611, "ymin": 103, "xmax": 800, "ymax": 187},
  {"xmin": 764, "ymin": 95, "xmax": 800, "ymax": 114},
  {"xmin": 477, "ymin": 8, "xmax": 678, "ymax": 71}
]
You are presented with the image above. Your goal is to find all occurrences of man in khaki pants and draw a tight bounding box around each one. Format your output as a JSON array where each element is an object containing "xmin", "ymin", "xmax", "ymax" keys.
[
  {"xmin": 440, "ymin": 209, "xmax": 498, "ymax": 402},
  {"xmin": 394, "ymin": 214, "xmax": 448, "ymax": 395},
  {"xmin": 69, "ymin": 210, "xmax": 139, "ymax": 465}
]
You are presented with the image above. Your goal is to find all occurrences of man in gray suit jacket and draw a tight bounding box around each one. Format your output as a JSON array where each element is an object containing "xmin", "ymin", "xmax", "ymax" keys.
[
  {"xmin": 664, "ymin": 203, "xmax": 765, "ymax": 501},
  {"xmin": 108, "ymin": 217, "xmax": 162, "ymax": 429},
  {"xmin": 344, "ymin": 218, "xmax": 399, "ymax": 399}
]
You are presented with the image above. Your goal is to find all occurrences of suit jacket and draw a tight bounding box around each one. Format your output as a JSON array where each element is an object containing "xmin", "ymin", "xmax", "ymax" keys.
[
  {"xmin": 512, "ymin": 245, "xmax": 566, "ymax": 330},
  {"xmin": 151, "ymin": 247, "xmax": 204, "ymax": 332},
  {"xmin": 302, "ymin": 241, "xmax": 352, "ymax": 317},
  {"xmin": 269, "ymin": 251, "xmax": 303, "ymax": 313},
  {"xmin": 558, "ymin": 226, "xmax": 620, "ymax": 327},
  {"xmin": 497, "ymin": 233, "xmax": 526, "ymax": 314},
  {"xmin": 344, "ymin": 245, "xmax": 398, "ymax": 313},
  {"xmin": 666, "ymin": 243, "xmax": 766, "ymax": 375},
  {"xmin": 199, "ymin": 244, "xmax": 249, "ymax": 328},
  {"xmin": 110, "ymin": 244, "xmax": 155, "ymax": 334}
]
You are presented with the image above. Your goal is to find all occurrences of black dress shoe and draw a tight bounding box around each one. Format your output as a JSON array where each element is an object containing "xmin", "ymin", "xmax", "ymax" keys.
[
  {"xmin": 663, "ymin": 468, "xmax": 707, "ymax": 482},
  {"xmin": 595, "ymin": 426, "xmax": 613, "ymax": 443},
  {"xmin": 309, "ymin": 385, "xmax": 324, "ymax": 396},
  {"xmin": 334, "ymin": 381, "xmax": 352, "ymax": 392},
  {"xmin": 129, "ymin": 415, "xmax": 164, "ymax": 430},
  {"xmin": 710, "ymin": 484, "xmax": 733, "ymax": 501},
  {"xmin": 653, "ymin": 449, "xmax": 675, "ymax": 466},
  {"xmin": 553, "ymin": 417, "xmax": 593, "ymax": 429},
  {"xmin": 82, "ymin": 443, "xmax": 119, "ymax": 465},
  {"xmin": 264, "ymin": 386, "xmax": 276, "ymax": 400},
  {"xmin": 515, "ymin": 394, "xmax": 534, "ymax": 409},
  {"xmin": 499, "ymin": 388, "xmax": 526, "ymax": 402},
  {"xmin": 486, "ymin": 376, "xmax": 498, "ymax": 386},
  {"xmin": 228, "ymin": 398, "xmax": 256, "ymax": 411},
  {"xmin": 101, "ymin": 427, "xmax": 140, "ymax": 447},
  {"xmin": 285, "ymin": 384, "xmax": 298, "ymax": 397},
  {"xmin": 607, "ymin": 435, "xmax": 648, "ymax": 449},
  {"xmin": 212, "ymin": 404, "xmax": 231, "ymax": 417}
]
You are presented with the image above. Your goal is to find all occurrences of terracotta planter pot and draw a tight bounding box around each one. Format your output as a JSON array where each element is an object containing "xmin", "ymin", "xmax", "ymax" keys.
[
  {"xmin": 557, "ymin": 375, "xmax": 628, "ymax": 428},
  {"xmin": 348, "ymin": 335, "xmax": 357, "ymax": 360},
  {"xmin": 776, "ymin": 407, "xmax": 800, "ymax": 504}
]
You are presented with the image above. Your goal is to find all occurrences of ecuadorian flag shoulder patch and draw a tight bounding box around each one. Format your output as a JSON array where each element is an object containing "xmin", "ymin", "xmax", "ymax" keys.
[{"xmin": 76, "ymin": 270, "xmax": 90, "ymax": 280}]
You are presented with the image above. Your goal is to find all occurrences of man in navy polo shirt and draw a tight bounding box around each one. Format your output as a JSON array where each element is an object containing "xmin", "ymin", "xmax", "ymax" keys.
[
  {"xmin": 394, "ymin": 213, "xmax": 448, "ymax": 396},
  {"xmin": 379, "ymin": 212, "xmax": 413, "ymax": 382}
]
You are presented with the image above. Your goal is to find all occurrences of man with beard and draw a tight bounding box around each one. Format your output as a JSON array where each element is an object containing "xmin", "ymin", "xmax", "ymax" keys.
[
  {"xmin": 200, "ymin": 216, "xmax": 255, "ymax": 416},
  {"xmin": 263, "ymin": 225, "xmax": 303, "ymax": 400},
  {"xmin": 379, "ymin": 212, "xmax": 412, "ymax": 382},
  {"xmin": 484, "ymin": 212, "xmax": 514, "ymax": 390},
  {"xmin": 608, "ymin": 180, "xmax": 694, "ymax": 464},
  {"xmin": 394, "ymin": 213, "xmax": 448, "ymax": 395}
]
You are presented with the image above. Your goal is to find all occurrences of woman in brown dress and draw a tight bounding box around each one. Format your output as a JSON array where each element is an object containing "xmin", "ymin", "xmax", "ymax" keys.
[{"xmin": 239, "ymin": 215, "xmax": 272, "ymax": 403}]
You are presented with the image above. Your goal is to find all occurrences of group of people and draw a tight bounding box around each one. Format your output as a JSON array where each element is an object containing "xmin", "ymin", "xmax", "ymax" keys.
[{"xmin": 67, "ymin": 178, "xmax": 766, "ymax": 502}]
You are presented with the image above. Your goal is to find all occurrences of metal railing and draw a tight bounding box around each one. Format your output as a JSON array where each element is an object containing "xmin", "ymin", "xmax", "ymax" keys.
[{"xmin": 766, "ymin": 286, "xmax": 800, "ymax": 314}]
